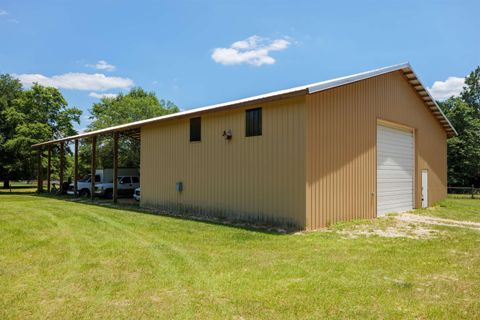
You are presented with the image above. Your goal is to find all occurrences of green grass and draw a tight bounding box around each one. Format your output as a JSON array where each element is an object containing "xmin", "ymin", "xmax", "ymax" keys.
[
  {"xmin": 416, "ymin": 197, "xmax": 480, "ymax": 222},
  {"xmin": 0, "ymin": 187, "xmax": 37, "ymax": 194},
  {"xmin": 1, "ymin": 195, "xmax": 479, "ymax": 319},
  {"xmin": 0, "ymin": 181, "xmax": 37, "ymax": 194}
]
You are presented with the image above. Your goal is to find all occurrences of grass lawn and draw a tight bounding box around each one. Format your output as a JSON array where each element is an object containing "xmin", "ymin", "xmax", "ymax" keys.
[
  {"xmin": 415, "ymin": 197, "xmax": 480, "ymax": 222},
  {"xmin": 0, "ymin": 181, "xmax": 37, "ymax": 194},
  {"xmin": 1, "ymin": 195, "xmax": 479, "ymax": 319}
]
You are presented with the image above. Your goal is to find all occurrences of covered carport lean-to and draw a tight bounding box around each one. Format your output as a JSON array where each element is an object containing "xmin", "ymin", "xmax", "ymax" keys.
[{"xmin": 32, "ymin": 127, "xmax": 140, "ymax": 204}]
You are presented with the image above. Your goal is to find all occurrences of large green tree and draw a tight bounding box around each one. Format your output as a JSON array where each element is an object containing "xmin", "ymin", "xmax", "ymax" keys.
[
  {"xmin": 82, "ymin": 88, "xmax": 179, "ymax": 171},
  {"xmin": 0, "ymin": 76, "xmax": 81, "ymax": 188},
  {"xmin": 0, "ymin": 75, "xmax": 23, "ymax": 188},
  {"xmin": 440, "ymin": 66, "xmax": 480, "ymax": 187},
  {"xmin": 89, "ymin": 88, "xmax": 179, "ymax": 130},
  {"xmin": 461, "ymin": 66, "xmax": 480, "ymax": 114},
  {"xmin": 440, "ymin": 97, "xmax": 480, "ymax": 186}
]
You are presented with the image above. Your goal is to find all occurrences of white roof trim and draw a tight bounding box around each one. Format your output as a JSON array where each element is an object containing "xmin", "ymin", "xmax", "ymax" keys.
[
  {"xmin": 403, "ymin": 67, "xmax": 458, "ymax": 136},
  {"xmin": 32, "ymin": 62, "xmax": 456, "ymax": 147},
  {"xmin": 307, "ymin": 62, "xmax": 411, "ymax": 94}
]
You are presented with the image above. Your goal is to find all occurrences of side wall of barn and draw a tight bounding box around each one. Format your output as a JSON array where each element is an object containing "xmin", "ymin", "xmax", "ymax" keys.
[{"xmin": 140, "ymin": 96, "xmax": 307, "ymax": 227}]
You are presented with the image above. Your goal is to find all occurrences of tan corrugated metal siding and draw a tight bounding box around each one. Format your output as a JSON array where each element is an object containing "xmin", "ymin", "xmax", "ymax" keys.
[
  {"xmin": 140, "ymin": 96, "xmax": 307, "ymax": 227},
  {"xmin": 306, "ymin": 70, "xmax": 447, "ymax": 230}
]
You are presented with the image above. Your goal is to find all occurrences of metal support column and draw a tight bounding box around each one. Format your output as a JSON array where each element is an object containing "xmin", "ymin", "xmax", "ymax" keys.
[
  {"xmin": 90, "ymin": 136, "xmax": 97, "ymax": 200},
  {"xmin": 59, "ymin": 142, "xmax": 65, "ymax": 194},
  {"xmin": 74, "ymin": 139, "xmax": 79, "ymax": 197},
  {"xmin": 47, "ymin": 145, "xmax": 51, "ymax": 193},
  {"xmin": 37, "ymin": 148, "xmax": 43, "ymax": 193},
  {"xmin": 113, "ymin": 132, "xmax": 119, "ymax": 204}
]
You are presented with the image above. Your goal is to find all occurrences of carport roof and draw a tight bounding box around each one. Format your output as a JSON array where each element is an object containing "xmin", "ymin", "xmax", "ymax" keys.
[{"xmin": 32, "ymin": 62, "xmax": 457, "ymax": 147}]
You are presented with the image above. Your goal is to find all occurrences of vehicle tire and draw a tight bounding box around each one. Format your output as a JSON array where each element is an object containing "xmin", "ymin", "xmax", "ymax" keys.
[
  {"xmin": 79, "ymin": 189, "xmax": 90, "ymax": 197},
  {"xmin": 104, "ymin": 189, "xmax": 113, "ymax": 199}
]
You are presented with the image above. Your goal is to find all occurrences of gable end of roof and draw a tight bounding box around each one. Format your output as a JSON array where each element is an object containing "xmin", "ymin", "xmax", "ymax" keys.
[{"xmin": 305, "ymin": 62, "xmax": 457, "ymax": 137}]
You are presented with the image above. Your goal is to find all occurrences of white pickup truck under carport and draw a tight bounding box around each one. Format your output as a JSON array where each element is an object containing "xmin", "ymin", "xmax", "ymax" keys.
[{"xmin": 94, "ymin": 176, "xmax": 140, "ymax": 198}]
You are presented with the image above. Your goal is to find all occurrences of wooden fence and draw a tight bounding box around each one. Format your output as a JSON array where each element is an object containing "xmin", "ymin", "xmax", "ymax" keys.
[{"xmin": 448, "ymin": 186, "xmax": 480, "ymax": 199}]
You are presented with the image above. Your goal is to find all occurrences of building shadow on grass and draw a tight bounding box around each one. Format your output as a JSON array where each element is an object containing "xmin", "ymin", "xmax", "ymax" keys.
[{"xmin": 23, "ymin": 192, "xmax": 297, "ymax": 235}]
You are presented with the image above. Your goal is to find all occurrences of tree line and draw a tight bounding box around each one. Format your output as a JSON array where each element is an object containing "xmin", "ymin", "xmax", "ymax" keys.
[
  {"xmin": 439, "ymin": 67, "xmax": 480, "ymax": 187},
  {"xmin": 0, "ymin": 74, "xmax": 178, "ymax": 188}
]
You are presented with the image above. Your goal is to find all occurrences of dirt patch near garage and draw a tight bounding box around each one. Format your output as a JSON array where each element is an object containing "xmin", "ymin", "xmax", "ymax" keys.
[
  {"xmin": 395, "ymin": 213, "xmax": 480, "ymax": 230},
  {"xmin": 337, "ymin": 217, "xmax": 440, "ymax": 239},
  {"xmin": 337, "ymin": 213, "xmax": 480, "ymax": 239}
]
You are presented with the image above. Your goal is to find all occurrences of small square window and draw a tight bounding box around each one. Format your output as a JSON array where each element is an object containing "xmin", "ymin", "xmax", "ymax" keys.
[
  {"xmin": 190, "ymin": 117, "xmax": 201, "ymax": 142},
  {"xmin": 246, "ymin": 108, "xmax": 262, "ymax": 137}
]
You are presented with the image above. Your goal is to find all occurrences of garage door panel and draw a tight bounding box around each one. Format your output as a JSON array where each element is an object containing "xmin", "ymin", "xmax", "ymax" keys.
[
  {"xmin": 378, "ymin": 202, "xmax": 413, "ymax": 211},
  {"xmin": 378, "ymin": 162, "xmax": 414, "ymax": 168},
  {"xmin": 378, "ymin": 189, "xmax": 414, "ymax": 197},
  {"xmin": 378, "ymin": 170, "xmax": 413, "ymax": 176},
  {"xmin": 377, "ymin": 170, "xmax": 413, "ymax": 177},
  {"xmin": 378, "ymin": 200, "xmax": 413, "ymax": 208},
  {"xmin": 378, "ymin": 148, "xmax": 412, "ymax": 156},
  {"xmin": 378, "ymin": 194, "xmax": 413, "ymax": 203},
  {"xmin": 377, "ymin": 124, "xmax": 414, "ymax": 216},
  {"xmin": 379, "ymin": 136, "xmax": 412, "ymax": 148},
  {"xmin": 377, "ymin": 146, "xmax": 413, "ymax": 154},
  {"xmin": 378, "ymin": 195, "xmax": 414, "ymax": 204},
  {"xmin": 378, "ymin": 136, "xmax": 413, "ymax": 145},
  {"xmin": 378, "ymin": 204, "xmax": 412, "ymax": 214},
  {"xmin": 379, "ymin": 145, "xmax": 412, "ymax": 158},
  {"xmin": 378, "ymin": 178, "xmax": 413, "ymax": 184},
  {"xmin": 378, "ymin": 136, "xmax": 411, "ymax": 144}
]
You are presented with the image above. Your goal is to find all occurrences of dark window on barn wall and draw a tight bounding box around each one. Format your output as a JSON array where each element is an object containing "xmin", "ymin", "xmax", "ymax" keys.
[
  {"xmin": 190, "ymin": 117, "xmax": 201, "ymax": 142},
  {"xmin": 245, "ymin": 108, "xmax": 262, "ymax": 137}
]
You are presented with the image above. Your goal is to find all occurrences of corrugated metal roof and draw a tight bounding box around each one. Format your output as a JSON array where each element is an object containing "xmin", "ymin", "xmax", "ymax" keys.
[{"xmin": 32, "ymin": 62, "xmax": 456, "ymax": 147}]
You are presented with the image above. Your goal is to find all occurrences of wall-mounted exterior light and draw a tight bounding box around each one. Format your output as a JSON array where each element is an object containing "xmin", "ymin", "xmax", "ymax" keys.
[{"xmin": 223, "ymin": 130, "xmax": 232, "ymax": 140}]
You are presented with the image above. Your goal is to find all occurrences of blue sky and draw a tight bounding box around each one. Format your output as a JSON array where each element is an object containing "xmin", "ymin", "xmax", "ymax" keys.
[{"xmin": 0, "ymin": 0, "xmax": 478, "ymax": 130}]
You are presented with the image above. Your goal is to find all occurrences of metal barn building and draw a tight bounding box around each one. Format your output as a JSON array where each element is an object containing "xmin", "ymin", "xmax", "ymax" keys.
[{"xmin": 33, "ymin": 63, "xmax": 456, "ymax": 230}]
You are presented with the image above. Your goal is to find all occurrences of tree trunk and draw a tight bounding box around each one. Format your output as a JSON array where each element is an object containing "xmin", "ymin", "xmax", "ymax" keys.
[{"xmin": 3, "ymin": 179, "xmax": 10, "ymax": 189}]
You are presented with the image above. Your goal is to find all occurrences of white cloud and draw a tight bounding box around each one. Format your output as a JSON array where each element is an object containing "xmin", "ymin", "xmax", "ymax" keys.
[
  {"xmin": 427, "ymin": 76, "xmax": 465, "ymax": 100},
  {"xmin": 15, "ymin": 73, "xmax": 133, "ymax": 91},
  {"xmin": 89, "ymin": 92, "xmax": 118, "ymax": 99},
  {"xmin": 86, "ymin": 60, "xmax": 116, "ymax": 72},
  {"xmin": 0, "ymin": 10, "xmax": 8, "ymax": 15},
  {"xmin": 211, "ymin": 35, "xmax": 291, "ymax": 66}
]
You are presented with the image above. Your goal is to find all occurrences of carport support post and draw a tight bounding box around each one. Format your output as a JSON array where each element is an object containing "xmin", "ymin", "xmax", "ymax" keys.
[
  {"xmin": 74, "ymin": 139, "xmax": 78, "ymax": 197},
  {"xmin": 36, "ymin": 148, "xmax": 43, "ymax": 193},
  {"xmin": 47, "ymin": 145, "xmax": 51, "ymax": 193},
  {"xmin": 90, "ymin": 136, "xmax": 96, "ymax": 201},
  {"xmin": 113, "ymin": 132, "xmax": 119, "ymax": 204},
  {"xmin": 59, "ymin": 141, "xmax": 65, "ymax": 194}
]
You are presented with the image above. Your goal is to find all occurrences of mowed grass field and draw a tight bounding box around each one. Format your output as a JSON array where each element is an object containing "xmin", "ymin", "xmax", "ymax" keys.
[
  {"xmin": 0, "ymin": 181, "xmax": 37, "ymax": 194},
  {"xmin": 1, "ymin": 194, "xmax": 479, "ymax": 319}
]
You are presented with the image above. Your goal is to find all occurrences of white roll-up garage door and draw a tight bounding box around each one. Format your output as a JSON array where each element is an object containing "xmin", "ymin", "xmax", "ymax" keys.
[{"xmin": 377, "ymin": 124, "xmax": 414, "ymax": 216}]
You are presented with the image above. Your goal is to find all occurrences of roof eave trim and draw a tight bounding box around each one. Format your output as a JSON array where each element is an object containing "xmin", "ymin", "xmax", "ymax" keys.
[
  {"xmin": 407, "ymin": 71, "xmax": 458, "ymax": 137},
  {"xmin": 307, "ymin": 62, "xmax": 411, "ymax": 94},
  {"xmin": 31, "ymin": 88, "xmax": 307, "ymax": 147},
  {"xmin": 307, "ymin": 62, "xmax": 457, "ymax": 137}
]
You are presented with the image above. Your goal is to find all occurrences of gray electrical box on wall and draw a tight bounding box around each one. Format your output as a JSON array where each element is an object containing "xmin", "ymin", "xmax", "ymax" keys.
[{"xmin": 176, "ymin": 181, "xmax": 183, "ymax": 192}]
